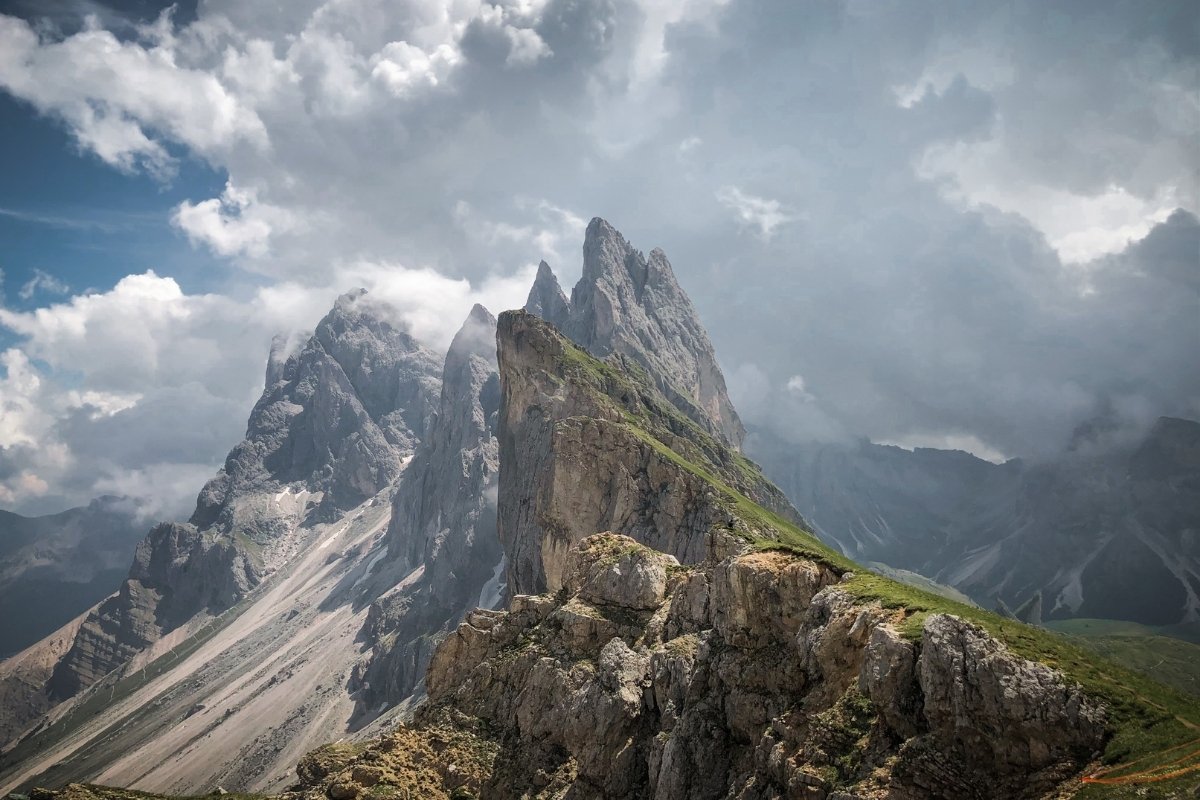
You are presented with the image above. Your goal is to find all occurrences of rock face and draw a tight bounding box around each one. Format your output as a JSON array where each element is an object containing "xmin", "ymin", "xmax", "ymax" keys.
[
  {"xmin": 749, "ymin": 415, "xmax": 1200, "ymax": 627},
  {"xmin": 0, "ymin": 497, "xmax": 144, "ymax": 660},
  {"xmin": 496, "ymin": 310, "xmax": 799, "ymax": 597},
  {"xmin": 193, "ymin": 290, "xmax": 441, "ymax": 532},
  {"xmin": 379, "ymin": 537, "xmax": 1102, "ymax": 800},
  {"xmin": 523, "ymin": 260, "xmax": 570, "ymax": 329},
  {"xmin": 47, "ymin": 521, "xmax": 260, "ymax": 698},
  {"xmin": 279, "ymin": 302, "xmax": 1117, "ymax": 800},
  {"xmin": 354, "ymin": 305, "xmax": 504, "ymax": 712},
  {"xmin": 7, "ymin": 291, "xmax": 443, "ymax": 732},
  {"xmin": 525, "ymin": 218, "xmax": 746, "ymax": 450}
]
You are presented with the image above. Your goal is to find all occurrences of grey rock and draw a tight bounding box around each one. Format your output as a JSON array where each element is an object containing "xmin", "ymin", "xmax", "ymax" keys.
[
  {"xmin": 563, "ymin": 533, "xmax": 678, "ymax": 610},
  {"xmin": 528, "ymin": 217, "xmax": 746, "ymax": 450},
  {"xmin": 495, "ymin": 310, "xmax": 799, "ymax": 597},
  {"xmin": 523, "ymin": 260, "xmax": 570, "ymax": 329},
  {"xmin": 917, "ymin": 613, "xmax": 1106, "ymax": 774},
  {"xmin": 407, "ymin": 534, "xmax": 1107, "ymax": 800},
  {"xmin": 354, "ymin": 304, "xmax": 504, "ymax": 711},
  {"xmin": 48, "ymin": 520, "xmax": 261, "ymax": 699},
  {"xmin": 194, "ymin": 290, "xmax": 441, "ymax": 530}
]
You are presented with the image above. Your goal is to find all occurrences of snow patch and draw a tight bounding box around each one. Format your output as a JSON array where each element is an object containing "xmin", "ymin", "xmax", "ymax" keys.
[
  {"xmin": 477, "ymin": 557, "xmax": 507, "ymax": 610},
  {"xmin": 352, "ymin": 546, "xmax": 389, "ymax": 590}
]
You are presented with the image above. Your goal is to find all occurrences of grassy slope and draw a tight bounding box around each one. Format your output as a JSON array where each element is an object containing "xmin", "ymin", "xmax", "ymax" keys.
[
  {"xmin": 552, "ymin": 330, "xmax": 1200, "ymax": 798},
  {"xmin": 1046, "ymin": 619, "xmax": 1200, "ymax": 699}
]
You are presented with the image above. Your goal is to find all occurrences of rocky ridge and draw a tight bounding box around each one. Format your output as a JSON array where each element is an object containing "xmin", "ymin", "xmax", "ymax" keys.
[
  {"xmin": 352, "ymin": 304, "xmax": 505, "ymax": 714},
  {"xmin": 497, "ymin": 309, "xmax": 799, "ymax": 597},
  {"xmin": 272, "ymin": 310, "xmax": 1196, "ymax": 799}
]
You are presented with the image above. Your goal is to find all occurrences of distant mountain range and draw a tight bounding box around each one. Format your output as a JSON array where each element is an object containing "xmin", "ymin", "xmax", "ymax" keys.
[
  {"xmin": 749, "ymin": 415, "xmax": 1200, "ymax": 630},
  {"xmin": 0, "ymin": 497, "xmax": 145, "ymax": 659}
]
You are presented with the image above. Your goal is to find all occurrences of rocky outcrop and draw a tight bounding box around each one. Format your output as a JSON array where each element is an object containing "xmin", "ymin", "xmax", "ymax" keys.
[
  {"xmin": 496, "ymin": 309, "xmax": 800, "ymax": 597},
  {"xmin": 353, "ymin": 305, "xmax": 504, "ymax": 712},
  {"xmin": 290, "ymin": 534, "xmax": 1107, "ymax": 800},
  {"xmin": 48, "ymin": 522, "xmax": 259, "ymax": 698},
  {"xmin": 523, "ymin": 260, "xmax": 570, "ymax": 329},
  {"xmin": 525, "ymin": 218, "xmax": 746, "ymax": 450}
]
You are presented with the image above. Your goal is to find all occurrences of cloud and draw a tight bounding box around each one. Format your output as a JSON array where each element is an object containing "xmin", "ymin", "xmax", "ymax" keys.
[
  {"xmin": 716, "ymin": 186, "xmax": 797, "ymax": 240},
  {"xmin": 0, "ymin": 13, "xmax": 268, "ymax": 178},
  {"xmin": 371, "ymin": 40, "xmax": 460, "ymax": 95},
  {"xmin": 0, "ymin": 206, "xmax": 117, "ymax": 231},
  {"xmin": 173, "ymin": 182, "xmax": 294, "ymax": 258},
  {"xmin": 17, "ymin": 268, "xmax": 69, "ymax": 301},
  {"xmin": 0, "ymin": 0, "xmax": 1196, "ymax": 510}
]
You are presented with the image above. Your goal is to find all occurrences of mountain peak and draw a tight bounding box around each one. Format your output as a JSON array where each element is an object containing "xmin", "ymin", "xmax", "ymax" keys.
[
  {"xmin": 448, "ymin": 304, "xmax": 498, "ymax": 364},
  {"xmin": 524, "ymin": 260, "xmax": 571, "ymax": 328},
  {"xmin": 581, "ymin": 217, "xmax": 644, "ymax": 290},
  {"xmin": 467, "ymin": 302, "xmax": 493, "ymax": 323},
  {"xmin": 563, "ymin": 219, "xmax": 747, "ymax": 449}
]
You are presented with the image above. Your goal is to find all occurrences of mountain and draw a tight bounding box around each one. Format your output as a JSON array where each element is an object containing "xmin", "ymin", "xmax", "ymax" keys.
[
  {"xmin": 0, "ymin": 291, "xmax": 444, "ymax": 782},
  {"xmin": 0, "ymin": 497, "xmax": 145, "ymax": 661},
  {"xmin": 0, "ymin": 217, "xmax": 756, "ymax": 791},
  {"xmin": 526, "ymin": 218, "xmax": 747, "ymax": 450},
  {"xmin": 269, "ymin": 310, "xmax": 1197, "ymax": 799},
  {"xmin": 748, "ymin": 416, "xmax": 1200, "ymax": 628},
  {"xmin": 497, "ymin": 308, "xmax": 798, "ymax": 596},
  {"xmin": 4, "ymin": 219, "xmax": 1199, "ymax": 798},
  {"xmin": 352, "ymin": 303, "xmax": 504, "ymax": 716}
]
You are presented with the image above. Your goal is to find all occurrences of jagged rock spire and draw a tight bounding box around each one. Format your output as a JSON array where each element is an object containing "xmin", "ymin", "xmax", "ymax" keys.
[
  {"xmin": 523, "ymin": 260, "xmax": 571, "ymax": 329},
  {"xmin": 526, "ymin": 218, "xmax": 746, "ymax": 449},
  {"xmin": 359, "ymin": 302, "xmax": 503, "ymax": 707},
  {"xmin": 193, "ymin": 290, "xmax": 442, "ymax": 530}
]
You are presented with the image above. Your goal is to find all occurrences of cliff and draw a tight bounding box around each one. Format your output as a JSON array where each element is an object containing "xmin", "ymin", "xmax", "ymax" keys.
[
  {"xmin": 353, "ymin": 304, "xmax": 504, "ymax": 713},
  {"xmin": 276, "ymin": 312, "xmax": 1200, "ymax": 799}
]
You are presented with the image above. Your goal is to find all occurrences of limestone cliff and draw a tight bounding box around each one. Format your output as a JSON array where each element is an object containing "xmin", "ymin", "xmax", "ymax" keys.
[{"xmin": 496, "ymin": 310, "xmax": 799, "ymax": 597}]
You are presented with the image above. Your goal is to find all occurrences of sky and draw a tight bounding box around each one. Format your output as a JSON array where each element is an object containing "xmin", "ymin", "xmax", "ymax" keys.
[{"xmin": 0, "ymin": 0, "xmax": 1196, "ymax": 516}]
